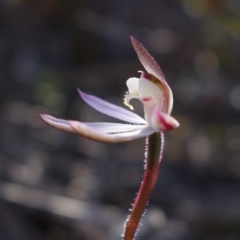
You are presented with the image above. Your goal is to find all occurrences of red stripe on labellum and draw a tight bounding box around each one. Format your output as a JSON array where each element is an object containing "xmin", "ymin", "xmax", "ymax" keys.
[
  {"xmin": 142, "ymin": 97, "xmax": 152, "ymax": 102},
  {"xmin": 157, "ymin": 111, "xmax": 176, "ymax": 131}
]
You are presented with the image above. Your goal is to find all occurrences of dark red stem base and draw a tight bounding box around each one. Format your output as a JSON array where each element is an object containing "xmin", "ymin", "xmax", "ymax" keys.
[{"xmin": 124, "ymin": 132, "xmax": 164, "ymax": 240}]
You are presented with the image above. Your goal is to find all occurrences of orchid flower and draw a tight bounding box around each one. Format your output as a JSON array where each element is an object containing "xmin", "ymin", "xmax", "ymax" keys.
[
  {"xmin": 40, "ymin": 36, "xmax": 180, "ymax": 240},
  {"xmin": 40, "ymin": 36, "xmax": 179, "ymax": 141}
]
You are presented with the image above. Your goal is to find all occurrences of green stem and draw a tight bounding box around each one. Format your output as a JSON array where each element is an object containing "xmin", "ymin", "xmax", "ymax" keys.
[{"xmin": 123, "ymin": 131, "xmax": 164, "ymax": 240}]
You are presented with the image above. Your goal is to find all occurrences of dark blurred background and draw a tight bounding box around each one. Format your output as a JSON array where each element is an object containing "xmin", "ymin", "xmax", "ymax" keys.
[{"xmin": 1, "ymin": 0, "xmax": 240, "ymax": 239}]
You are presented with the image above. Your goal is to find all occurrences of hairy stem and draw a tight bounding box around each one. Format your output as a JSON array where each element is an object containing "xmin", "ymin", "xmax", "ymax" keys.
[{"xmin": 123, "ymin": 131, "xmax": 164, "ymax": 240}]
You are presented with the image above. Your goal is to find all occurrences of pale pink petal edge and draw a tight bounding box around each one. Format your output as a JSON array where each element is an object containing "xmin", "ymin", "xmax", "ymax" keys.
[
  {"xmin": 40, "ymin": 114, "xmax": 75, "ymax": 133},
  {"xmin": 70, "ymin": 121, "xmax": 154, "ymax": 143},
  {"xmin": 78, "ymin": 88, "xmax": 147, "ymax": 124}
]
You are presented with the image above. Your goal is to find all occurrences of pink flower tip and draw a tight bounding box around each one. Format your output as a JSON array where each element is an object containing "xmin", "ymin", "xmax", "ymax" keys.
[{"xmin": 151, "ymin": 109, "xmax": 180, "ymax": 132}]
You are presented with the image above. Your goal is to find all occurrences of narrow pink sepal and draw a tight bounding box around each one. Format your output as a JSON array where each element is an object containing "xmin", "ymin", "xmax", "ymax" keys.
[
  {"xmin": 69, "ymin": 121, "xmax": 154, "ymax": 143},
  {"xmin": 130, "ymin": 36, "xmax": 173, "ymax": 114},
  {"xmin": 130, "ymin": 36, "xmax": 166, "ymax": 83},
  {"xmin": 40, "ymin": 114, "xmax": 75, "ymax": 133},
  {"xmin": 151, "ymin": 109, "xmax": 179, "ymax": 131},
  {"xmin": 78, "ymin": 88, "xmax": 147, "ymax": 124}
]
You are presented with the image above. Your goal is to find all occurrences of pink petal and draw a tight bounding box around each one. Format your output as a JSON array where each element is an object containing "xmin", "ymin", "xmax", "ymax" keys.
[
  {"xmin": 130, "ymin": 36, "xmax": 173, "ymax": 114},
  {"xmin": 85, "ymin": 122, "xmax": 148, "ymax": 133},
  {"xmin": 40, "ymin": 114, "xmax": 149, "ymax": 137},
  {"xmin": 70, "ymin": 121, "xmax": 154, "ymax": 143},
  {"xmin": 78, "ymin": 88, "xmax": 146, "ymax": 124},
  {"xmin": 151, "ymin": 108, "xmax": 179, "ymax": 132},
  {"xmin": 130, "ymin": 36, "xmax": 166, "ymax": 83},
  {"xmin": 40, "ymin": 114, "xmax": 75, "ymax": 133}
]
